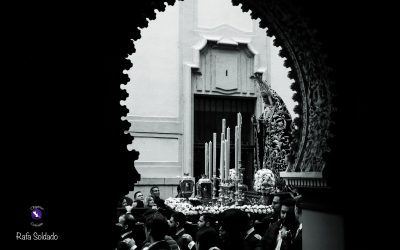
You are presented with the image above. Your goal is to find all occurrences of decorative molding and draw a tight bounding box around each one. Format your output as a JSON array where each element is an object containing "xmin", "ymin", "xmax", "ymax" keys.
[
  {"xmin": 135, "ymin": 161, "xmax": 180, "ymax": 165},
  {"xmin": 280, "ymin": 172, "xmax": 323, "ymax": 178},
  {"xmin": 246, "ymin": 43, "xmax": 259, "ymax": 57},
  {"xmin": 217, "ymin": 38, "xmax": 239, "ymax": 46},
  {"xmin": 195, "ymin": 24, "xmax": 255, "ymax": 36},
  {"xmin": 126, "ymin": 115, "xmax": 179, "ymax": 122},
  {"xmin": 280, "ymin": 172, "xmax": 328, "ymax": 189},
  {"xmin": 130, "ymin": 132, "xmax": 182, "ymax": 138},
  {"xmin": 194, "ymin": 92, "xmax": 257, "ymax": 98},
  {"xmin": 129, "ymin": 121, "xmax": 182, "ymax": 135}
]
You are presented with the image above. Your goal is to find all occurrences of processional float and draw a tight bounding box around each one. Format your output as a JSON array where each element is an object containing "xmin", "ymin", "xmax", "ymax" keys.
[{"xmin": 191, "ymin": 73, "xmax": 294, "ymax": 205}]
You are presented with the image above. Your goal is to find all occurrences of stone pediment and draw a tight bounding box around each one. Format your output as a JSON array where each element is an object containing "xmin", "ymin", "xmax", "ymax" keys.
[
  {"xmin": 197, "ymin": 23, "xmax": 254, "ymax": 34},
  {"xmin": 196, "ymin": 24, "xmax": 254, "ymax": 45}
]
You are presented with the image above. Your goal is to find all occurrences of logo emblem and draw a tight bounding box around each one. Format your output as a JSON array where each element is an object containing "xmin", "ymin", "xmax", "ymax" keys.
[
  {"xmin": 31, "ymin": 208, "xmax": 43, "ymax": 220},
  {"xmin": 30, "ymin": 206, "xmax": 45, "ymax": 227}
]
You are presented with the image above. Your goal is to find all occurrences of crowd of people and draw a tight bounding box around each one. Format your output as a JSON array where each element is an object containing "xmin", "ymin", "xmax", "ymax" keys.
[{"xmin": 114, "ymin": 186, "xmax": 302, "ymax": 250}]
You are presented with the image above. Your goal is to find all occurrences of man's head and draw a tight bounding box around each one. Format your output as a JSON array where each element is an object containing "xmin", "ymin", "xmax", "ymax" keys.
[
  {"xmin": 271, "ymin": 192, "xmax": 293, "ymax": 214},
  {"xmin": 271, "ymin": 195, "xmax": 281, "ymax": 214},
  {"xmin": 196, "ymin": 227, "xmax": 219, "ymax": 250},
  {"xmin": 280, "ymin": 198, "xmax": 296, "ymax": 226},
  {"xmin": 150, "ymin": 186, "xmax": 160, "ymax": 198},
  {"xmin": 168, "ymin": 211, "xmax": 186, "ymax": 230},
  {"xmin": 144, "ymin": 212, "xmax": 169, "ymax": 242},
  {"xmin": 118, "ymin": 213, "xmax": 135, "ymax": 232},
  {"xmin": 197, "ymin": 213, "xmax": 215, "ymax": 229},
  {"xmin": 121, "ymin": 196, "xmax": 133, "ymax": 207},
  {"xmin": 134, "ymin": 191, "xmax": 144, "ymax": 201},
  {"xmin": 219, "ymin": 209, "xmax": 248, "ymax": 243}
]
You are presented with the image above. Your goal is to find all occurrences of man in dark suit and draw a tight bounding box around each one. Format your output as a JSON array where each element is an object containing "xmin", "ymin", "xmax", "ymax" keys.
[
  {"xmin": 143, "ymin": 212, "xmax": 171, "ymax": 250},
  {"xmin": 133, "ymin": 191, "xmax": 145, "ymax": 208},
  {"xmin": 197, "ymin": 213, "xmax": 216, "ymax": 230},
  {"xmin": 168, "ymin": 211, "xmax": 190, "ymax": 250},
  {"xmin": 118, "ymin": 213, "xmax": 136, "ymax": 240},
  {"xmin": 244, "ymin": 213, "xmax": 263, "ymax": 250},
  {"xmin": 261, "ymin": 198, "xmax": 298, "ymax": 250},
  {"xmin": 150, "ymin": 186, "xmax": 167, "ymax": 209},
  {"xmin": 116, "ymin": 213, "xmax": 138, "ymax": 250},
  {"xmin": 291, "ymin": 197, "xmax": 303, "ymax": 250}
]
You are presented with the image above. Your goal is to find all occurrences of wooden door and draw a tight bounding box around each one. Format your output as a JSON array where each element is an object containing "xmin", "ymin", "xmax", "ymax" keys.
[{"xmin": 193, "ymin": 95, "xmax": 256, "ymax": 188}]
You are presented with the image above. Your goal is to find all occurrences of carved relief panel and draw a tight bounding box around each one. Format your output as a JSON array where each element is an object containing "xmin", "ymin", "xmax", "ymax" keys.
[
  {"xmin": 193, "ymin": 43, "xmax": 256, "ymax": 97},
  {"xmin": 215, "ymin": 50, "xmax": 238, "ymax": 91}
]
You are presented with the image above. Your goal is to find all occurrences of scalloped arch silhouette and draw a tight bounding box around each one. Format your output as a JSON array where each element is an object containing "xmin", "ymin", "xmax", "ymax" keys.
[{"xmin": 120, "ymin": 0, "xmax": 336, "ymax": 195}]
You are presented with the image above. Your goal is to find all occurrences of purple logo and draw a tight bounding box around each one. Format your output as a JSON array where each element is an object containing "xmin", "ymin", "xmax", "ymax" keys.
[{"xmin": 31, "ymin": 208, "xmax": 43, "ymax": 220}]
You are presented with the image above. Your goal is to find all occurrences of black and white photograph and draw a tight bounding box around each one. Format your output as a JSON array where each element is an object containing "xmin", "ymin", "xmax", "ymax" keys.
[{"xmin": 7, "ymin": 0, "xmax": 386, "ymax": 250}]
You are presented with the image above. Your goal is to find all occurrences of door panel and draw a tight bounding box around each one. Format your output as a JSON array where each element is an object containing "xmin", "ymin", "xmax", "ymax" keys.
[{"xmin": 193, "ymin": 95, "xmax": 256, "ymax": 188}]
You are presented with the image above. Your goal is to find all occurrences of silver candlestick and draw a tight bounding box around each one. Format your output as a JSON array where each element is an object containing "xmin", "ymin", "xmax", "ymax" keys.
[
  {"xmin": 238, "ymin": 167, "xmax": 245, "ymax": 204},
  {"xmin": 218, "ymin": 179, "xmax": 223, "ymax": 205},
  {"xmin": 212, "ymin": 175, "xmax": 217, "ymax": 205},
  {"xmin": 234, "ymin": 160, "xmax": 245, "ymax": 205},
  {"xmin": 226, "ymin": 182, "xmax": 230, "ymax": 205},
  {"xmin": 234, "ymin": 163, "xmax": 240, "ymax": 205}
]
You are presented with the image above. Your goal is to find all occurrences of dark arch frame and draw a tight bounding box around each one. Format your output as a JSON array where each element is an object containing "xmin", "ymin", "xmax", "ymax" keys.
[{"xmin": 9, "ymin": 1, "xmax": 370, "ymax": 249}]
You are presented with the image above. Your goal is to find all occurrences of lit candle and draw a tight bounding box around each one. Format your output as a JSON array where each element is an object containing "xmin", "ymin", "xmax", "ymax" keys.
[
  {"xmin": 219, "ymin": 141, "xmax": 225, "ymax": 181},
  {"xmin": 220, "ymin": 140, "xmax": 225, "ymax": 181},
  {"xmin": 205, "ymin": 142, "xmax": 208, "ymax": 178},
  {"xmin": 235, "ymin": 126, "xmax": 238, "ymax": 174},
  {"xmin": 222, "ymin": 119, "xmax": 226, "ymax": 139},
  {"xmin": 209, "ymin": 141, "xmax": 212, "ymax": 179},
  {"xmin": 238, "ymin": 113, "xmax": 242, "ymax": 164},
  {"xmin": 213, "ymin": 133, "xmax": 217, "ymax": 177},
  {"xmin": 226, "ymin": 127, "xmax": 230, "ymax": 180},
  {"xmin": 224, "ymin": 139, "xmax": 228, "ymax": 182}
]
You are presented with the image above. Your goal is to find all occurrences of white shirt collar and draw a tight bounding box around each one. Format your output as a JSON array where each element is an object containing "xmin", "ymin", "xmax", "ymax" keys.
[
  {"xmin": 245, "ymin": 227, "xmax": 255, "ymax": 239},
  {"xmin": 175, "ymin": 228, "xmax": 185, "ymax": 236},
  {"xmin": 146, "ymin": 241, "xmax": 161, "ymax": 250},
  {"xmin": 121, "ymin": 230, "xmax": 132, "ymax": 239}
]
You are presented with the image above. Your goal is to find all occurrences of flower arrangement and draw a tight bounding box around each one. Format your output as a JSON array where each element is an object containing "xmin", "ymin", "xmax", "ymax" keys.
[
  {"xmin": 165, "ymin": 198, "xmax": 273, "ymax": 216},
  {"xmin": 165, "ymin": 198, "xmax": 188, "ymax": 210},
  {"xmin": 253, "ymin": 168, "xmax": 276, "ymax": 193}
]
